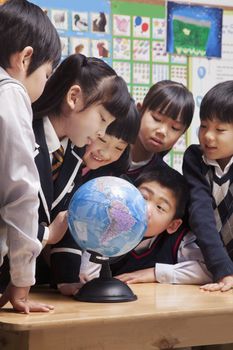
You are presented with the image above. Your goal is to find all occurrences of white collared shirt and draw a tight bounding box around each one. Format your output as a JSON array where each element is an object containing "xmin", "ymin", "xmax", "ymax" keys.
[{"xmin": 43, "ymin": 117, "xmax": 68, "ymax": 164}]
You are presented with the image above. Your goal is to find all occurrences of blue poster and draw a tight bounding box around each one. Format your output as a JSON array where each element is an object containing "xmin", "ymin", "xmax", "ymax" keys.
[
  {"xmin": 32, "ymin": 0, "xmax": 112, "ymax": 64},
  {"xmin": 166, "ymin": 2, "xmax": 223, "ymax": 58}
]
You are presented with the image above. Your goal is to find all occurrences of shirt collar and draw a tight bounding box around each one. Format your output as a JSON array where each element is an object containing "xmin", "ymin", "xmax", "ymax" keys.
[
  {"xmin": 43, "ymin": 116, "xmax": 68, "ymax": 154},
  {"xmin": 202, "ymin": 154, "xmax": 233, "ymax": 177}
]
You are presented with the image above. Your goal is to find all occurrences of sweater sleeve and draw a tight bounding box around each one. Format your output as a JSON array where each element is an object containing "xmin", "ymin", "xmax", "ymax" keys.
[
  {"xmin": 0, "ymin": 82, "xmax": 42, "ymax": 287},
  {"xmin": 155, "ymin": 232, "xmax": 212, "ymax": 284},
  {"xmin": 182, "ymin": 145, "xmax": 233, "ymax": 281}
]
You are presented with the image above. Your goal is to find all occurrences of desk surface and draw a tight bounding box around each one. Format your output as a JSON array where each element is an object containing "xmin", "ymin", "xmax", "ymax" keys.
[{"xmin": 0, "ymin": 284, "xmax": 233, "ymax": 349}]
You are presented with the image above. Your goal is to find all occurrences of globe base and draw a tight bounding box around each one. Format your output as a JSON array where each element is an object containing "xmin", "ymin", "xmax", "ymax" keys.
[{"xmin": 74, "ymin": 277, "xmax": 137, "ymax": 303}]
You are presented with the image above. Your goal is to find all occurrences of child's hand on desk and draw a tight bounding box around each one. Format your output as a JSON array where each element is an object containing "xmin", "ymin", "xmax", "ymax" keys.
[
  {"xmin": 200, "ymin": 274, "xmax": 233, "ymax": 292},
  {"xmin": 47, "ymin": 210, "xmax": 68, "ymax": 244},
  {"xmin": 115, "ymin": 268, "xmax": 156, "ymax": 284},
  {"xmin": 0, "ymin": 283, "xmax": 54, "ymax": 313}
]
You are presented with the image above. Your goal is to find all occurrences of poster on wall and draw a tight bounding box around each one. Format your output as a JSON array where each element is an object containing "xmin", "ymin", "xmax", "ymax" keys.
[
  {"xmin": 167, "ymin": 1, "xmax": 223, "ymax": 58},
  {"xmin": 31, "ymin": 0, "xmax": 112, "ymax": 64}
]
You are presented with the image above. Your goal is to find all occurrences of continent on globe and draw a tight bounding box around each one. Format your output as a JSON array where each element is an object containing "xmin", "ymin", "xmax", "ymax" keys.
[{"xmin": 68, "ymin": 176, "xmax": 148, "ymax": 258}]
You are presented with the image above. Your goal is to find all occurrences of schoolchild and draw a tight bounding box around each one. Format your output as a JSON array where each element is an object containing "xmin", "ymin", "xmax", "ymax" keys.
[
  {"xmin": 31, "ymin": 53, "xmax": 131, "ymax": 289},
  {"xmin": 48, "ymin": 99, "xmax": 141, "ymax": 296},
  {"xmin": 127, "ymin": 80, "xmax": 194, "ymax": 182},
  {"xmin": 80, "ymin": 167, "xmax": 211, "ymax": 285},
  {"xmin": 0, "ymin": 0, "xmax": 61, "ymax": 313},
  {"xmin": 183, "ymin": 80, "xmax": 233, "ymax": 292}
]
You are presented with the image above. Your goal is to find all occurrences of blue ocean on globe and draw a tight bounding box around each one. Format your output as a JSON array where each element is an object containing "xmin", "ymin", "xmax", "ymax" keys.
[{"xmin": 68, "ymin": 176, "xmax": 148, "ymax": 257}]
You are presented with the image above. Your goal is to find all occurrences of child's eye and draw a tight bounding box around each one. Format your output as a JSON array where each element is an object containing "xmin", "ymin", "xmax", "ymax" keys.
[
  {"xmin": 140, "ymin": 192, "xmax": 149, "ymax": 200},
  {"xmin": 216, "ymin": 128, "xmax": 226, "ymax": 132},
  {"xmin": 172, "ymin": 126, "xmax": 181, "ymax": 132},
  {"xmin": 99, "ymin": 137, "xmax": 106, "ymax": 143},
  {"xmin": 156, "ymin": 205, "xmax": 166, "ymax": 212},
  {"xmin": 152, "ymin": 116, "xmax": 161, "ymax": 122},
  {"xmin": 101, "ymin": 115, "xmax": 106, "ymax": 122},
  {"xmin": 115, "ymin": 147, "xmax": 124, "ymax": 151},
  {"xmin": 200, "ymin": 124, "xmax": 207, "ymax": 129}
]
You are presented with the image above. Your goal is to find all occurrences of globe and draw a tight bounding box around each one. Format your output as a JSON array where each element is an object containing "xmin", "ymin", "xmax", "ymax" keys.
[{"xmin": 68, "ymin": 176, "xmax": 148, "ymax": 258}]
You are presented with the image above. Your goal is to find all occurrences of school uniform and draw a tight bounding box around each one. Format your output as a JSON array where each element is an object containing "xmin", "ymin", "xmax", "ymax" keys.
[
  {"xmin": 80, "ymin": 225, "xmax": 212, "ymax": 285},
  {"xmin": 126, "ymin": 153, "xmax": 169, "ymax": 183},
  {"xmin": 183, "ymin": 144, "xmax": 233, "ymax": 282},
  {"xmin": 0, "ymin": 69, "xmax": 41, "ymax": 288},
  {"xmin": 33, "ymin": 117, "xmax": 85, "ymax": 284}
]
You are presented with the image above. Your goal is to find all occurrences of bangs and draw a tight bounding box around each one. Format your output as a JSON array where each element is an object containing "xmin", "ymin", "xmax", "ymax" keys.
[
  {"xmin": 106, "ymin": 98, "xmax": 140, "ymax": 144},
  {"xmin": 200, "ymin": 81, "xmax": 233, "ymax": 123}
]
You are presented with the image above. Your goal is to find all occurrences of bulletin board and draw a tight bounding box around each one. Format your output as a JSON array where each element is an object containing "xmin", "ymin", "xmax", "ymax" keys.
[{"xmin": 31, "ymin": 0, "xmax": 112, "ymax": 66}]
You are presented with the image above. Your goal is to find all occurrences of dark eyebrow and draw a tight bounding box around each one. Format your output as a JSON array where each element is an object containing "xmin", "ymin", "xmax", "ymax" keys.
[{"xmin": 139, "ymin": 185, "xmax": 172, "ymax": 208}]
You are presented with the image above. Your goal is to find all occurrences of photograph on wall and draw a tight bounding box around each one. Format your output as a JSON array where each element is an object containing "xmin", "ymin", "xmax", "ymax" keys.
[{"xmin": 166, "ymin": 1, "xmax": 223, "ymax": 58}]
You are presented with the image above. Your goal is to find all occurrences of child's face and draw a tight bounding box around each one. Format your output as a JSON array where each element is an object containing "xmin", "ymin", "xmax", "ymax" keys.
[
  {"xmin": 24, "ymin": 62, "xmax": 53, "ymax": 103},
  {"xmin": 139, "ymin": 109, "xmax": 185, "ymax": 153},
  {"xmin": 83, "ymin": 134, "xmax": 127, "ymax": 169},
  {"xmin": 138, "ymin": 181, "xmax": 181, "ymax": 237},
  {"xmin": 198, "ymin": 118, "xmax": 233, "ymax": 169},
  {"xmin": 64, "ymin": 102, "xmax": 115, "ymax": 148}
]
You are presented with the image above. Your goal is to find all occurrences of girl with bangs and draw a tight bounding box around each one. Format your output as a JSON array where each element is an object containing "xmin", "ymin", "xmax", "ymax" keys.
[{"xmin": 126, "ymin": 80, "xmax": 195, "ymax": 182}]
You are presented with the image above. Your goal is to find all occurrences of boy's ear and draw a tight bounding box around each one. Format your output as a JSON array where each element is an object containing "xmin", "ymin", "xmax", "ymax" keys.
[
  {"xmin": 167, "ymin": 218, "xmax": 182, "ymax": 234},
  {"xmin": 9, "ymin": 46, "xmax": 33, "ymax": 74},
  {"xmin": 66, "ymin": 84, "xmax": 82, "ymax": 110}
]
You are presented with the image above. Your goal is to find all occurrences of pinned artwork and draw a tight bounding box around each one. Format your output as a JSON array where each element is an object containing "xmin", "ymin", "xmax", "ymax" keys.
[
  {"xmin": 113, "ymin": 14, "xmax": 131, "ymax": 36},
  {"xmin": 113, "ymin": 37, "xmax": 131, "ymax": 60},
  {"xmin": 72, "ymin": 12, "xmax": 88, "ymax": 32},
  {"xmin": 167, "ymin": 2, "xmax": 223, "ymax": 58},
  {"xmin": 70, "ymin": 37, "xmax": 90, "ymax": 57},
  {"xmin": 133, "ymin": 16, "xmax": 150, "ymax": 38},
  {"xmin": 91, "ymin": 12, "xmax": 109, "ymax": 33},
  {"xmin": 92, "ymin": 39, "xmax": 110, "ymax": 58},
  {"xmin": 51, "ymin": 9, "xmax": 68, "ymax": 31}
]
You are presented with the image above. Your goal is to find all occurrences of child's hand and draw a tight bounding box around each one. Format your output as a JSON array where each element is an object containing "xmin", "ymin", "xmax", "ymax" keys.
[
  {"xmin": 58, "ymin": 283, "xmax": 83, "ymax": 296},
  {"xmin": 0, "ymin": 283, "xmax": 54, "ymax": 313},
  {"xmin": 47, "ymin": 211, "xmax": 68, "ymax": 244},
  {"xmin": 115, "ymin": 268, "xmax": 156, "ymax": 284},
  {"xmin": 200, "ymin": 274, "xmax": 233, "ymax": 292}
]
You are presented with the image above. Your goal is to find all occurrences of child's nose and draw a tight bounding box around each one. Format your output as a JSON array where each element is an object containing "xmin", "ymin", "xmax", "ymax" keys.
[
  {"xmin": 205, "ymin": 130, "xmax": 215, "ymax": 141},
  {"xmin": 100, "ymin": 149, "xmax": 111, "ymax": 161},
  {"xmin": 156, "ymin": 124, "xmax": 167, "ymax": 136}
]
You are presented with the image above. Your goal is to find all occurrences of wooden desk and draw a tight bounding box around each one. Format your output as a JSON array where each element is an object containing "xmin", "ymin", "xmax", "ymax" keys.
[{"xmin": 0, "ymin": 284, "xmax": 233, "ymax": 350}]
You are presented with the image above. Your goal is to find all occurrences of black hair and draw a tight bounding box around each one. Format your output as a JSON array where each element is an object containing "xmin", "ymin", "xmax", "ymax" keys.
[
  {"xmin": 200, "ymin": 80, "xmax": 233, "ymax": 123},
  {"xmin": 134, "ymin": 166, "xmax": 189, "ymax": 219},
  {"xmin": 141, "ymin": 80, "xmax": 194, "ymax": 130},
  {"xmin": 106, "ymin": 98, "xmax": 140, "ymax": 144},
  {"xmin": 83, "ymin": 99, "xmax": 140, "ymax": 178},
  {"xmin": 32, "ymin": 54, "xmax": 130, "ymax": 121},
  {"xmin": 0, "ymin": 0, "xmax": 61, "ymax": 75}
]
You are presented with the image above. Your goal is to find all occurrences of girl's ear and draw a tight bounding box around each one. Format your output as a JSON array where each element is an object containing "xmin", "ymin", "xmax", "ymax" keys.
[
  {"xmin": 166, "ymin": 218, "xmax": 182, "ymax": 234},
  {"xmin": 66, "ymin": 84, "xmax": 82, "ymax": 110},
  {"xmin": 137, "ymin": 102, "xmax": 142, "ymax": 111}
]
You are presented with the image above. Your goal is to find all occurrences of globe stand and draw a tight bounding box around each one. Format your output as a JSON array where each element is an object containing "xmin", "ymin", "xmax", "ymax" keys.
[{"xmin": 74, "ymin": 253, "xmax": 137, "ymax": 303}]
